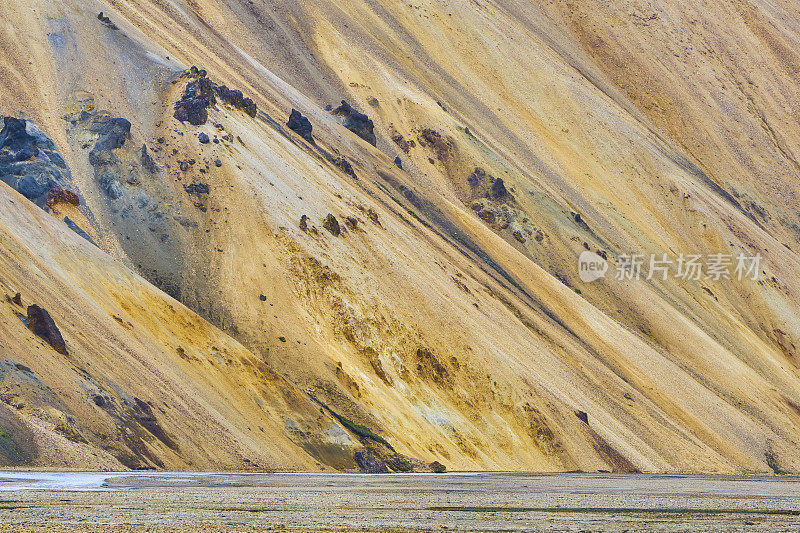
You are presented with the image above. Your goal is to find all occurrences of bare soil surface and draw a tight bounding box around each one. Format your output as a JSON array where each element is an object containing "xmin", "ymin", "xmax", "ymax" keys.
[{"xmin": 0, "ymin": 472, "xmax": 799, "ymax": 531}]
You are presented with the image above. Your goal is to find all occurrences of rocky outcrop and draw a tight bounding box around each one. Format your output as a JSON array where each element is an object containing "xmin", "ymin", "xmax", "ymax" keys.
[
  {"xmin": 0, "ymin": 117, "xmax": 76, "ymax": 209},
  {"xmin": 323, "ymin": 213, "xmax": 341, "ymax": 236},
  {"xmin": 46, "ymin": 185, "xmax": 80, "ymax": 208},
  {"xmin": 287, "ymin": 109, "xmax": 314, "ymax": 145},
  {"xmin": 27, "ymin": 305, "xmax": 68, "ymax": 355},
  {"xmin": 174, "ymin": 68, "xmax": 257, "ymax": 125},
  {"xmin": 214, "ymin": 85, "xmax": 257, "ymax": 117},
  {"xmin": 331, "ymin": 101, "xmax": 376, "ymax": 146},
  {"xmin": 174, "ymin": 69, "xmax": 216, "ymax": 125},
  {"xmin": 354, "ymin": 449, "xmax": 388, "ymax": 473},
  {"xmin": 88, "ymin": 115, "xmax": 131, "ymax": 167},
  {"xmin": 430, "ymin": 461, "xmax": 447, "ymax": 473},
  {"xmin": 140, "ymin": 144, "xmax": 158, "ymax": 173}
]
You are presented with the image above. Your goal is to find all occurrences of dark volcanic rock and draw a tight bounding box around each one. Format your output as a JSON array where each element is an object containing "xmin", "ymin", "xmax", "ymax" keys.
[
  {"xmin": 394, "ymin": 156, "xmax": 403, "ymax": 169},
  {"xmin": 97, "ymin": 12, "xmax": 118, "ymax": 29},
  {"xmin": 491, "ymin": 177, "xmax": 508, "ymax": 199},
  {"xmin": 174, "ymin": 70, "xmax": 258, "ymax": 125},
  {"xmin": 88, "ymin": 115, "xmax": 131, "ymax": 172},
  {"xmin": 198, "ymin": 132, "xmax": 210, "ymax": 144},
  {"xmin": 140, "ymin": 144, "xmax": 158, "ymax": 173},
  {"xmin": 354, "ymin": 450, "xmax": 388, "ymax": 473},
  {"xmin": 17, "ymin": 175, "xmax": 49, "ymax": 199},
  {"xmin": 323, "ymin": 213, "xmax": 341, "ymax": 236},
  {"xmin": 287, "ymin": 109, "xmax": 314, "ymax": 144},
  {"xmin": 331, "ymin": 100, "xmax": 377, "ymax": 146},
  {"xmin": 468, "ymin": 167, "xmax": 485, "ymax": 187},
  {"xmin": 215, "ymin": 85, "xmax": 257, "ymax": 117},
  {"xmin": 575, "ymin": 410, "xmax": 589, "ymax": 424},
  {"xmin": 184, "ymin": 182, "xmax": 209, "ymax": 195},
  {"xmin": 91, "ymin": 117, "xmax": 131, "ymax": 152},
  {"xmin": 27, "ymin": 305, "xmax": 68, "ymax": 355},
  {"xmin": 100, "ymin": 171, "xmax": 123, "ymax": 199},
  {"xmin": 331, "ymin": 101, "xmax": 376, "ymax": 146},
  {"xmin": 0, "ymin": 116, "xmax": 74, "ymax": 208},
  {"xmin": 430, "ymin": 461, "xmax": 447, "ymax": 473},
  {"xmin": 0, "ymin": 117, "xmax": 37, "ymax": 161},
  {"xmin": 174, "ymin": 70, "xmax": 215, "ymax": 126},
  {"xmin": 299, "ymin": 214, "xmax": 309, "ymax": 231}
]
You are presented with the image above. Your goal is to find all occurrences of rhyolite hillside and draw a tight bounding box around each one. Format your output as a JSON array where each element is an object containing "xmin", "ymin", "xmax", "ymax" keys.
[{"xmin": 1, "ymin": 0, "xmax": 800, "ymax": 473}]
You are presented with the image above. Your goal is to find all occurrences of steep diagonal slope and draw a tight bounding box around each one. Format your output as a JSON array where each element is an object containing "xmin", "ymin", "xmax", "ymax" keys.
[
  {"xmin": 1, "ymin": 0, "xmax": 800, "ymax": 473},
  {"xmin": 0, "ymin": 181, "xmax": 365, "ymax": 470}
]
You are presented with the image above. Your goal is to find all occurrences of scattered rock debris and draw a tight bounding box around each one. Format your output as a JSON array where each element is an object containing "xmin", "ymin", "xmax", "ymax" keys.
[
  {"xmin": 174, "ymin": 67, "xmax": 257, "ymax": 126},
  {"xmin": 391, "ymin": 130, "xmax": 415, "ymax": 153},
  {"xmin": 184, "ymin": 182, "xmax": 209, "ymax": 195}
]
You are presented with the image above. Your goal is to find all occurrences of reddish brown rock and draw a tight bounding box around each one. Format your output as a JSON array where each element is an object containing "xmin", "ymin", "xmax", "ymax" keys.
[{"xmin": 46, "ymin": 185, "xmax": 80, "ymax": 208}]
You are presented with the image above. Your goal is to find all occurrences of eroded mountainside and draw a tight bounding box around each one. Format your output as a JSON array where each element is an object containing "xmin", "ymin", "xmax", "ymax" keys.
[{"xmin": 1, "ymin": 0, "xmax": 800, "ymax": 473}]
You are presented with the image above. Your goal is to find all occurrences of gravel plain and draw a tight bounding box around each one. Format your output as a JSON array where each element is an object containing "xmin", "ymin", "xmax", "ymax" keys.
[{"xmin": 0, "ymin": 472, "xmax": 799, "ymax": 532}]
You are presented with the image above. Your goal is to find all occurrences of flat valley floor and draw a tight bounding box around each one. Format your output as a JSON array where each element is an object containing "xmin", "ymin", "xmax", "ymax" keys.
[{"xmin": 0, "ymin": 472, "xmax": 798, "ymax": 532}]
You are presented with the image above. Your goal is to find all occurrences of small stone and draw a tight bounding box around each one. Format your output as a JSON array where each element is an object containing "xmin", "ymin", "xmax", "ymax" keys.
[
  {"xmin": 214, "ymin": 159, "xmax": 222, "ymax": 167},
  {"xmin": 198, "ymin": 132, "xmax": 210, "ymax": 144},
  {"xmin": 259, "ymin": 294, "xmax": 267, "ymax": 301}
]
